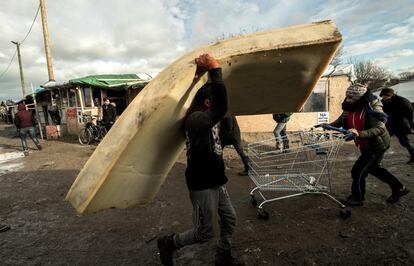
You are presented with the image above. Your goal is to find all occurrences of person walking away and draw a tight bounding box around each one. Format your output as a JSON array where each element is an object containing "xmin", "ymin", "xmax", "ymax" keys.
[
  {"xmin": 157, "ymin": 54, "xmax": 244, "ymax": 266},
  {"xmin": 329, "ymin": 84, "xmax": 409, "ymax": 206},
  {"xmin": 102, "ymin": 98, "xmax": 117, "ymax": 131},
  {"xmin": 273, "ymin": 113, "xmax": 293, "ymax": 152},
  {"xmin": 220, "ymin": 116, "xmax": 249, "ymax": 176},
  {"xmin": 380, "ymin": 88, "xmax": 414, "ymax": 164},
  {"xmin": 14, "ymin": 103, "xmax": 42, "ymax": 156}
]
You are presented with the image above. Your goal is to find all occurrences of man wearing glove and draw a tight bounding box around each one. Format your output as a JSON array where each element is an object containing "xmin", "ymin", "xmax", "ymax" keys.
[
  {"xmin": 157, "ymin": 54, "xmax": 243, "ymax": 266},
  {"xmin": 330, "ymin": 84, "xmax": 409, "ymax": 206}
]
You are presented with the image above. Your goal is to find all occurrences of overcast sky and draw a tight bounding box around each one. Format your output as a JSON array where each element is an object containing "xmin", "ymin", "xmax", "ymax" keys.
[{"xmin": 1, "ymin": 0, "xmax": 413, "ymax": 100}]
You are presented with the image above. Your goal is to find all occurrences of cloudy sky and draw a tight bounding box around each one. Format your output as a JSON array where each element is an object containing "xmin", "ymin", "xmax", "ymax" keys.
[{"xmin": 0, "ymin": 0, "xmax": 413, "ymax": 100}]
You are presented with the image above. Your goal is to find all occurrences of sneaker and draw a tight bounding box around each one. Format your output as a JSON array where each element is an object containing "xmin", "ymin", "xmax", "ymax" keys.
[
  {"xmin": 0, "ymin": 224, "xmax": 11, "ymax": 233},
  {"xmin": 215, "ymin": 251, "xmax": 245, "ymax": 266},
  {"xmin": 386, "ymin": 187, "xmax": 410, "ymax": 203},
  {"xmin": 157, "ymin": 234, "xmax": 176, "ymax": 266},
  {"xmin": 36, "ymin": 144, "xmax": 42, "ymax": 151},
  {"xmin": 407, "ymin": 157, "xmax": 414, "ymax": 165},
  {"xmin": 340, "ymin": 195, "xmax": 363, "ymax": 206},
  {"xmin": 238, "ymin": 169, "xmax": 248, "ymax": 176},
  {"xmin": 23, "ymin": 150, "xmax": 29, "ymax": 156}
]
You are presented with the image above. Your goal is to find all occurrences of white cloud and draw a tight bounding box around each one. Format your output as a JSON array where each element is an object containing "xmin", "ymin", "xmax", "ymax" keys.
[
  {"xmin": 346, "ymin": 24, "xmax": 414, "ymax": 56},
  {"xmin": 396, "ymin": 66, "xmax": 414, "ymax": 73},
  {"xmin": 374, "ymin": 49, "xmax": 414, "ymax": 65},
  {"xmin": 1, "ymin": 0, "xmax": 414, "ymax": 100}
]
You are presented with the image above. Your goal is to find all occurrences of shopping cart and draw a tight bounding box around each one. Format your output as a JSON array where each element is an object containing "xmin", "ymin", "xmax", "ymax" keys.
[{"xmin": 247, "ymin": 125, "xmax": 352, "ymax": 219}]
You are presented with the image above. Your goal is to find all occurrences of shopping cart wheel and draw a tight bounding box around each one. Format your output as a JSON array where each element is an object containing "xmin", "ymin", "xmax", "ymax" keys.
[
  {"xmin": 250, "ymin": 195, "xmax": 257, "ymax": 206},
  {"xmin": 257, "ymin": 209, "xmax": 269, "ymax": 220},
  {"xmin": 338, "ymin": 209, "xmax": 351, "ymax": 219}
]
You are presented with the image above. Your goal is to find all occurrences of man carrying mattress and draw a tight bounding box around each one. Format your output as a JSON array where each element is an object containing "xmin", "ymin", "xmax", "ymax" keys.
[{"xmin": 157, "ymin": 54, "xmax": 244, "ymax": 266}]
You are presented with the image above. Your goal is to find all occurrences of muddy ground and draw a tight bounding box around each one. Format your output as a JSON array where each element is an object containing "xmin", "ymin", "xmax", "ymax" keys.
[{"xmin": 0, "ymin": 123, "xmax": 413, "ymax": 265}]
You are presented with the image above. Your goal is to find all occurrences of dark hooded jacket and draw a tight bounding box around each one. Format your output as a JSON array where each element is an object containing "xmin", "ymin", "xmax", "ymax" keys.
[
  {"xmin": 331, "ymin": 90, "xmax": 390, "ymax": 153},
  {"xmin": 102, "ymin": 103, "xmax": 117, "ymax": 124},
  {"xmin": 272, "ymin": 113, "xmax": 293, "ymax": 123},
  {"xmin": 184, "ymin": 68, "xmax": 228, "ymax": 191},
  {"xmin": 14, "ymin": 103, "xmax": 35, "ymax": 129},
  {"xmin": 381, "ymin": 94, "xmax": 413, "ymax": 135}
]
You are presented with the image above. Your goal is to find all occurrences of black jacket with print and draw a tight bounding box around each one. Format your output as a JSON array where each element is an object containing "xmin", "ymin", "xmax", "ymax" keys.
[{"xmin": 184, "ymin": 68, "xmax": 228, "ymax": 191}]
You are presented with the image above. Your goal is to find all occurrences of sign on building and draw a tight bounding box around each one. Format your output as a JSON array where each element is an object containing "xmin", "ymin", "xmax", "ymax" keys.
[{"xmin": 317, "ymin": 112, "xmax": 329, "ymax": 124}]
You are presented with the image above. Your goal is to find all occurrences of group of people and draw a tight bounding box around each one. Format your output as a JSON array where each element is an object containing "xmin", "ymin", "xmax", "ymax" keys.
[
  {"xmin": 329, "ymin": 84, "xmax": 412, "ymax": 206},
  {"xmin": 12, "ymin": 97, "xmax": 117, "ymax": 156},
  {"xmin": 157, "ymin": 54, "xmax": 413, "ymax": 266}
]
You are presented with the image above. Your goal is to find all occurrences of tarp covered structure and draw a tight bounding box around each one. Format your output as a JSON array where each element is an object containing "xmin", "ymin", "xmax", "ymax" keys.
[{"xmin": 69, "ymin": 74, "xmax": 150, "ymax": 90}]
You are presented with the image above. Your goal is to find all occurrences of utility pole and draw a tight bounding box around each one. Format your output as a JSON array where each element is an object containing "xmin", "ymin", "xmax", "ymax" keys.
[
  {"xmin": 11, "ymin": 41, "xmax": 26, "ymax": 97},
  {"xmin": 39, "ymin": 0, "xmax": 55, "ymax": 81}
]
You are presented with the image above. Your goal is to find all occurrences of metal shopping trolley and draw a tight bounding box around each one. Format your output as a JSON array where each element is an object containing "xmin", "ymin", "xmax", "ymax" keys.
[{"xmin": 247, "ymin": 125, "xmax": 352, "ymax": 219}]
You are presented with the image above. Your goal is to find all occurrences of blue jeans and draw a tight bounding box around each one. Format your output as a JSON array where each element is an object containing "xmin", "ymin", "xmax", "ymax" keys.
[
  {"xmin": 273, "ymin": 122, "xmax": 289, "ymax": 148},
  {"xmin": 19, "ymin": 127, "xmax": 39, "ymax": 151},
  {"xmin": 396, "ymin": 134, "xmax": 414, "ymax": 157}
]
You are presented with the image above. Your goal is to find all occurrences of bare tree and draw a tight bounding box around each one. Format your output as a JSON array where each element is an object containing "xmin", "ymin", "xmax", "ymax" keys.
[
  {"xmin": 331, "ymin": 45, "xmax": 344, "ymax": 66},
  {"xmin": 348, "ymin": 57, "xmax": 390, "ymax": 90},
  {"xmin": 399, "ymin": 71, "xmax": 414, "ymax": 81}
]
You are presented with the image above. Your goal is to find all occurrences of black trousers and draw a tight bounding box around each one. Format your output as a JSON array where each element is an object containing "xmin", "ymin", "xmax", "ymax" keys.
[
  {"xmin": 351, "ymin": 149, "xmax": 403, "ymax": 201},
  {"xmin": 222, "ymin": 137, "xmax": 249, "ymax": 171},
  {"xmin": 395, "ymin": 133, "xmax": 414, "ymax": 157}
]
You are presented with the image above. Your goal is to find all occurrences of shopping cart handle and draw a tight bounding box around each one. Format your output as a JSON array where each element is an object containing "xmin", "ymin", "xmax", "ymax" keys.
[{"xmin": 314, "ymin": 124, "xmax": 354, "ymax": 141}]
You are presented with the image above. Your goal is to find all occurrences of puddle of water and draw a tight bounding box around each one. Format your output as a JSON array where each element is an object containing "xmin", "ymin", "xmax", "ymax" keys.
[
  {"xmin": 0, "ymin": 148, "xmax": 25, "ymax": 175},
  {"xmin": 0, "ymin": 151, "xmax": 24, "ymax": 162},
  {"xmin": 0, "ymin": 162, "xmax": 24, "ymax": 175}
]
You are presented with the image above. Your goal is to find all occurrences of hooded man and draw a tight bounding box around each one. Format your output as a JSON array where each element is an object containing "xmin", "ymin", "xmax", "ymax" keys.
[
  {"xmin": 14, "ymin": 103, "xmax": 42, "ymax": 155},
  {"xmin": 330, "ymin": 84, "xmax": 409, "ymax": 206},
  {"xmin": 157, "ymin": 54, "xmax": 244, "ymax": 266},
  {"xmin": 380, "ymin": 87, "xmax": 414, "ymax": 164}
]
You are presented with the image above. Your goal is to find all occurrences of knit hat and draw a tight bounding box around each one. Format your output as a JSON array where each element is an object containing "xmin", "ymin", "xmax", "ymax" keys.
[
  {"xmin": 379, "ymin": 87, "xmax": 395, "ymax": 97},
  {"xmin": 346, "ymin": 83, "xmax": 367, "ymax": 99}
]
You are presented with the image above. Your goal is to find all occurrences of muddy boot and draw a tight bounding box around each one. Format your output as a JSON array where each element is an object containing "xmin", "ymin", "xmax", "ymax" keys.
[
  {"xmin": 283, "ymin": 139, "xmax": 290, "ymax": 151},
  {"xmin": 275, "ymin": 142, "xmax": 283, "ymax": 152},
  {"xmin": 215, "ymin": 250, "xmax": 245, "ymax": 266},
  {"xmin": 157, "ymin": 234, "xmax": 176, "ymax": 266},
  {"xmin": 386, "ymin": 186, "xmax": 410, "ymax": 203},
  {"xmin": 36, "ymin": 144, "xmax": 42, "ymax": 150}
]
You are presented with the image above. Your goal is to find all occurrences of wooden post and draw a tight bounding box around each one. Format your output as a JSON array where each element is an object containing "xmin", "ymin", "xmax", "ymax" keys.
[
  {"xmin": 39, "ymin": 0, "xmax": 55, "ymax": 81},
  {"xmin": 11, "ymin": 41, "xmax": 26, "ymax": 97}
]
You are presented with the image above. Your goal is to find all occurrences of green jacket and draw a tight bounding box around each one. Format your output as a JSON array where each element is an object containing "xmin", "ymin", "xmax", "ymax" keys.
[
  {"xmin": 272, "ymin": 113, "xmax": 293, "ymax": 123},
  {"xmin": 331, "ymin": 99, "xmax": 390, "ymax": 153}
]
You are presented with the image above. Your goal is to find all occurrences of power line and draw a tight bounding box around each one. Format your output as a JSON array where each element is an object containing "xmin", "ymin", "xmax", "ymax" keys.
[
  {"xmin": 0, "ymin": 51, "xmax": 17, "ymax": 80},
  {"xmin": 21, "ymin": 4, "xmax": 41, "ymax": 45},
  {"xmin": 0, "ymin": 4, "xmax": 41, "ymax": 81}
]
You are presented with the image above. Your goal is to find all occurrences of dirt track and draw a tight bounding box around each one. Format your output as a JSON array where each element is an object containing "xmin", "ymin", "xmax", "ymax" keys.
[{"xmin": 0, "ymin": 123, "xmax": 413, "ymax": 265}]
